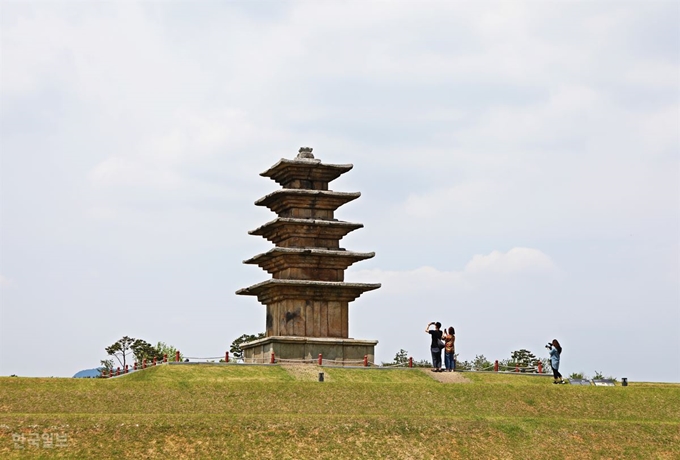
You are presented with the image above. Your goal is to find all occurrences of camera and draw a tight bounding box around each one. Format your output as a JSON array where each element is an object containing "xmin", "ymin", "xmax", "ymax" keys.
[{"xmin": 545, "ymin": 343, "xmax": 552, "ymax": 349}]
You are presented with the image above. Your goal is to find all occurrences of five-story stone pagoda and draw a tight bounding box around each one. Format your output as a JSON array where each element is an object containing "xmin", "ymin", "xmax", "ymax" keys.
[{"xmin": 236, "ymin": 147, "xmax": 380, "ymax": 364}]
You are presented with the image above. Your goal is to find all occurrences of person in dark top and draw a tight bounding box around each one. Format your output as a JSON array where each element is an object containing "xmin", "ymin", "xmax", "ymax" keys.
[{"xmin": 425, "ymin": 321, "xmax": 443, "ymax": 372}]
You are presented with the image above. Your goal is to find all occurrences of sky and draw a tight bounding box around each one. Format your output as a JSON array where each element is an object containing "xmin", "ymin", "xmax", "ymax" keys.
[{"xmin": 1, "ymin": 1, "xmax": 678, "ymax": 382}]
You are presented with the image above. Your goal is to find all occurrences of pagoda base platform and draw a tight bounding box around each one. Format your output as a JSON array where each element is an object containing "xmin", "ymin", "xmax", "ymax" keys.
[{"xmin": 241, "ymin": 336, "xmax": 377, "ymax": 365}]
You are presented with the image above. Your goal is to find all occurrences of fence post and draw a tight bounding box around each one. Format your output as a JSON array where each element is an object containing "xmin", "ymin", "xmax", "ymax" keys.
[
  {"xmin": 363, "ymin": 355, "xmax": 368, "ymax": 367},
  {"xmin": 318, "ymin": 354, "xmax": 323, "ymax": 365},
  {"xmin": 494, "ymin": 360, "xmax": 499, "ymax": 372},
  {"xmin": 143, "ymin": 359, "xmax": 147, "ymax": 369},
  {"xmin": 116, "ymin": 367, "xmax": 120, "ymax": 376},
  {"xmin": 270, "ymin": 351, "xmax": 275, "ymax": 364},
  {"xmin": 102, "ymin": 369, "xmax": 107, "ymax": 378},
  {"xmin": 225, "ymin": 352, "xmax": 229, "ymax": 363},
  {"xmin": 537, "ymin": 361, "xmax": 543, "ymax": 373},
  {"xmin": 163, "ymin": 354, "xmax": 168, "ymax": 363},
  {"xmin": 175, "ymin": 350, "xmax": 180, "ymax": 362},
  {"xmin": 124, "ymin": 365, "xmax": 128, "ymax": 374},
  {"xmin": 515, "ymin": 364, "xmax": 519, "ymax": 373},
  {"xmin": 409, "ymin": 357, "xmax": 413, "ymax": 368},
  {"xmin": 109, "ymin": 369, "xmax": 113, "ymax": 378},
  {"xmin": 153, "ymin": 357, "xmax": 157, "ymax": 366}
]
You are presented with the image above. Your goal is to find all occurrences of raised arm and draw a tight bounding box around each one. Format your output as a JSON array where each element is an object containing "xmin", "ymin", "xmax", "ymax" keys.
[{"xmin": 425, "ymin": 322, "xmax": 433, "ymax": 333}]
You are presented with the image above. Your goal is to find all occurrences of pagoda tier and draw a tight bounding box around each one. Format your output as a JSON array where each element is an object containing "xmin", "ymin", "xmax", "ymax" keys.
[
  {"xmin": 237, "ymin": 147, "xmax": 379, "ymax": 363},
  {"xmin": 249, "ymin": 218, "xmax": 363, "ymax": 249},
  {"xmin": 243, "ymin": 247, "xmax": 375, "ymax": 281},
  {"xmin": 236, "ymin": 280, "xmax": 380, "ymax": 338},
  {"xmin": 261, "ymin": 158, "xmax": 353, "ymax": 189},
  {"xmin": 255, "ymin": 189, "xmax": 360, "ymax": 220}
]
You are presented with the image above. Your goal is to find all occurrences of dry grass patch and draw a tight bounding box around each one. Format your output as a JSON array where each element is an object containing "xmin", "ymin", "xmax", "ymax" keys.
[
  {"xmin": 282, "ymin": 364, "xmax": 331, "ymax": 382},
  {"xmin": 421, "ymin": 369, "xmax": 472, "ymax": 384}
]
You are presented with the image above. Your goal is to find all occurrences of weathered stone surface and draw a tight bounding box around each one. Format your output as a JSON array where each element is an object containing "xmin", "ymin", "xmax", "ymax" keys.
[
  {"xmin": 241, "ymin": 336, "xmax": 378, "ymax": 364},
  {"xmin": 255, "ymin": 189, "xmax": 360, "ymax": 219},
  {"xmin": 243, "ymin": 248, "xmax": 375, "ymax": 282},
  {"xmin": 249, "ymin": 218, "xmax": 363, "ymax": 249},
  {"xmin": 236, "ymin": 279, "xmax": 380, "ymax": 305},
  {"xmin": 261, "ymin": 158, "xmax": 352, "ymax": 189},
  {"xmin": 237, "ymin": 148, "xmax": 379, "ymax": 363}
]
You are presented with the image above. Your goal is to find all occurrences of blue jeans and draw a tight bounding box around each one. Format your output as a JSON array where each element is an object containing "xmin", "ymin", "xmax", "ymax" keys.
[
  {"xmin": 444, "ymin": 352, "xmax": 455, "ymax": 371},
  {"xmin": 431, "ymin": 347, "xmax": 442, "ymax": 369}
]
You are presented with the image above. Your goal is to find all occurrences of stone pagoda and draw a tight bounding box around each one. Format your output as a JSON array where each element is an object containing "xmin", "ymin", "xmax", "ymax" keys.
[{"xmin": 236, "ymin": 147, "xmax": 380, "ymax": 364}]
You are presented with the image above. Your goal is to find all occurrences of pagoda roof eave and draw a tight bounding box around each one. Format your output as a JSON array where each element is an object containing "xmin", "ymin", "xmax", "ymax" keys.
[
  {"xmin": 243, "ymin": 248, "xmax": 376, "ymax": 265},
  {"xmin": 260, "ymin": 158, "xmax": 353, "ymax": 186},
  {"xmin": 248, "ymin": 218, "xmax": 363, "ymax": 236},
  {"xmin": 254, "ymin": 189, "xmax": 360, "ymax": 209},
  {"xmin": 236, "ymin": 279, "xmax": 381, "ymax": 304}
]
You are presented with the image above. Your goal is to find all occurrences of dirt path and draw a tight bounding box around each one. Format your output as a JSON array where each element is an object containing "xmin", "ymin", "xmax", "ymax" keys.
[
  {"xmin": 281, "ymin": 364, "xmax": 472, "ymax": 383},
  {"xmin": 421, "ymin": 369, "xmax": 472, "ymax": 383},
  {"xmin": 282, "ymin": 364, "xmax": 333, "ymax": 381}
]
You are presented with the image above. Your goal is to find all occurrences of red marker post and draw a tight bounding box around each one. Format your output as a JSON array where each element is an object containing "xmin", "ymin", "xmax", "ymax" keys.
[{"xmin": 318, "ymin": 354, "xmax": 323, "ymax": 365}]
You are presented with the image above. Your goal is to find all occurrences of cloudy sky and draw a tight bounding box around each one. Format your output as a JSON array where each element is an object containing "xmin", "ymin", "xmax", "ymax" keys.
[{"xmin": 1, "ymin": 1, "xmax": 678, "ymax": 382}]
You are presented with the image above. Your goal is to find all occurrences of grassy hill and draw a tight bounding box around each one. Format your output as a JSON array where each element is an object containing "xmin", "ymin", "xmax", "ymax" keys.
[{"xmin": 1, "ymin": 365, "xmax": 678, "ymax": 459}]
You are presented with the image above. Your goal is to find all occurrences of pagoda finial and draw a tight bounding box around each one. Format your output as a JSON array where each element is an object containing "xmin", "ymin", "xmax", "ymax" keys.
[{"xmin": 296, "ymin": 147, "xmax": 314, "ymax": 160}]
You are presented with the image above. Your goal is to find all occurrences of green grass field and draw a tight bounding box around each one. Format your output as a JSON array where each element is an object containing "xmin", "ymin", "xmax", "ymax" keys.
[{"xmin": 1, "ymin": 365, "xmax": 678, "ymax": 459}]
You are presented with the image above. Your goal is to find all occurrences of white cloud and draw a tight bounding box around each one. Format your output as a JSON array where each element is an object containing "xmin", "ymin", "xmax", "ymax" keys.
[
  {"xmin": 464, "ymin": 247, "xmax": 555, "ymax": 275},
  {"xmin": 349, "ymin": 247, "xmax": 556, "ymax": 293}
]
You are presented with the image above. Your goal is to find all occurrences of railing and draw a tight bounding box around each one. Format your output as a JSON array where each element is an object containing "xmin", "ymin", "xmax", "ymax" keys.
[{"xmin": 99, "ymin": 352, "xmax": 547, "ymax": 378}]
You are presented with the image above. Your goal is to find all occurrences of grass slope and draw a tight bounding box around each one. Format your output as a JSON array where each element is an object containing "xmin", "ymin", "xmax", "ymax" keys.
[{"xmin": 1, "ymin": 365, "xmax": 678, "ymax": 459}]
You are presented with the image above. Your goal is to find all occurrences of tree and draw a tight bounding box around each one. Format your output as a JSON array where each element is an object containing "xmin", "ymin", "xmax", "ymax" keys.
[
  {"xmin": 130, "ymin": 339, "xmax": 163, "ymax": 364},
  {"xmin": 501, "ymin": 349, "xmax": 550, "ymax": 373},
  {"xmin": 230, "ymin": 333, "xmax": 265, "ymax": 359},
  {"xmin": 104, "ymin": 336, "xmax": 182, "ymax": 369},
  {"xmin": 99, "ymin": 359, "xmax": 114, "ymax": 373},
  {"xmin": 510, "ymin": 349, "xmax": 538, "ymax": 368},
  {"xmin": 155, "ymin": 342, "xmax": 183, "ymax": 362},
  {"xmin": 455, "ymin": 354, "xmax": 472, "ymax": 371},
  {"xmin": 472, "ymin": 354, "xmax": 493, "ymax": 371},
  {"xmin": 105, "ymin": 336, "xmax": 136, "ymax": 369},
  {"xmin": 382, "ymin": 349, "xmax": 409, "ymax": 366}
]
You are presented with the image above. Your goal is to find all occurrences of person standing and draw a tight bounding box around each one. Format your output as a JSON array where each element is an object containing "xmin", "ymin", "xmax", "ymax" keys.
[
  {"xmin": 425, "ymin": 322, "xmax": 443, "ymax": 372},
  {"xmin": 547, "ymin": 339, "xmax": 563, "ymax": 384},
  {"xmin": 444, "ymin": 327, "xmax": 456, "ymax": 372}
]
